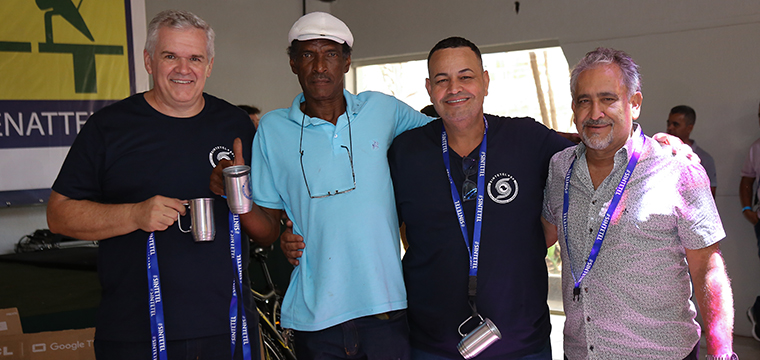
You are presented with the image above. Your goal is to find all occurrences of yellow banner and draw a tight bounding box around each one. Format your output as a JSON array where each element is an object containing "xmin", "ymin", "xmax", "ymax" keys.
[{"xmin": 0, "ymin": 0, "xmax": 130, "ymax": 100}]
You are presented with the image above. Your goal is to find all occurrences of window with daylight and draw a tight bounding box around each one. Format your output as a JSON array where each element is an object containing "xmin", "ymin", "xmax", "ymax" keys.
[
  {"xmin": 351, "ymin": 43, "xmax": 572, "ymax": 313},
  {"xmin": 351, "ymin": 44, "xmax": 576, "ymax": 133}
]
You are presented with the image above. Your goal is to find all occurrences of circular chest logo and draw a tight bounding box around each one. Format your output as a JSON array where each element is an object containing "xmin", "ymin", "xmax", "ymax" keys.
[
  {"xmin": 487, "ymin": 173, "xmax": 519, "ymax": 204},
  {"xmin": 209, "ymin": 146, "xmax": 233, "ymax": 167}
]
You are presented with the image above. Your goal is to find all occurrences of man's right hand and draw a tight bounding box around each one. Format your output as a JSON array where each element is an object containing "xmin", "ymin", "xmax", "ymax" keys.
[
  {"xmin": 210, "ymin": 137, "xmax": 245, "ymax": 196},
  {"xmin": 130, "ymin": 195, "xmax": 187, "ymax": 233},
  {"xmin": 280, "ymin": 215, "xmax": 305, "ymax": 266}
]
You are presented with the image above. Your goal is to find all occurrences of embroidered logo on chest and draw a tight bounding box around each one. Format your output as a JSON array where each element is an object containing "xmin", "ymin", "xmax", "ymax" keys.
[
  {"xmin": 209, "ymin": 145, "xmax": 233, "ymax": 167},
  {"xmin": 487, "ymin": 173, "xmax": 519, "ymax": 204}
]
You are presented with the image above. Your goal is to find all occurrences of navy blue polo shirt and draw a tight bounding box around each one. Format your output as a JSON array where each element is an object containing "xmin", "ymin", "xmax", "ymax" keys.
[{"xmin": 388, "ymin": 115, "xmax": 572, "ymax": 359}]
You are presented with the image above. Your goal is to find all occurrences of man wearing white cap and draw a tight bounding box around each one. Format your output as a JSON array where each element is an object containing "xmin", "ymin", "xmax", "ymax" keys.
[{"xmin": 246, "ymin": 12, "xmax": 430, "ymax": 359}]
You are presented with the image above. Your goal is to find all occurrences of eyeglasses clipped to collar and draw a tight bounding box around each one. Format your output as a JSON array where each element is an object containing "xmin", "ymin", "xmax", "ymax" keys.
[{"xmin": 299, "ymin": 112, "xmax": 356, "ymax": 198}]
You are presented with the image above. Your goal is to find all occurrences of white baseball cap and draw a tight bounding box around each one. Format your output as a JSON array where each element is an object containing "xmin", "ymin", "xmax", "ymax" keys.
[{"xmin": 287, "ymin": 12, "xmax": 354, "ymax": 48}]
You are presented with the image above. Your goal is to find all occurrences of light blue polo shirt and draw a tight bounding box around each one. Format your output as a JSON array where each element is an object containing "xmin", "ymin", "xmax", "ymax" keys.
[{"xmin": 251, "ymin": 90, "xmax": 431, "ymax": 331}]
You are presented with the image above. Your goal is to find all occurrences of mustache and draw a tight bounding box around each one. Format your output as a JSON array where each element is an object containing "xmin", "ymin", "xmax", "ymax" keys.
[
  {"xmin": 443, "ymin": 92, "xmax": 473, "ymax": 102},
  {"xmin": 310, "ymin": 74, "xmax": 331, "ymax": 82},
  {"xmin": 582, "ymin": 118, "xmax": 613, "ymax": 127}
]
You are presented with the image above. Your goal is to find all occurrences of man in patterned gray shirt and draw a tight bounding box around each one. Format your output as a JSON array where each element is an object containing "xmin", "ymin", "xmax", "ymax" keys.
[{"xmin": 541, "ymin": 47, "xmax": 736, "ymax": 360}]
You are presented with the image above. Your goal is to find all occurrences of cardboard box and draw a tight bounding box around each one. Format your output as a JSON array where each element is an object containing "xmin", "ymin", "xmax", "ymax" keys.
[{"xmin": 0, "ymin": 308, "xmax": 95, "ymax": 359}]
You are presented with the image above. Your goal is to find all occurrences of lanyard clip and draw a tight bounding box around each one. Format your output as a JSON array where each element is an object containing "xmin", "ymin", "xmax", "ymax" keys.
[{"xmin": 573, "ymin": 286, "xmax": 581, "ymax": 301}]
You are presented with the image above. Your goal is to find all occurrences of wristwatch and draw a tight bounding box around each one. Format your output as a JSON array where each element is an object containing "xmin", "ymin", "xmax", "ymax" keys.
[{"xmin": 705, "ymin": 353, "xmax": 738, "ymax": 360}]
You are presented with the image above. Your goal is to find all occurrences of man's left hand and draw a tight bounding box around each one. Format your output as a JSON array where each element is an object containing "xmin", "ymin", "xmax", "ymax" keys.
[
  {"xmin": 557, "ymin": 131, "xmax": 581, "ymax": 144},
  {"xmin": 652, "ymin": 132, "xmax": 701, "ymax": 163},
  {"xmin": 280, "ymin": 213, "xmax": 304, "ymax": 266}
]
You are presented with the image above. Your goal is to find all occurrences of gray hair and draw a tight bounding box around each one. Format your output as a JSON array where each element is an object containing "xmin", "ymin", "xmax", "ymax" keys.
[
  {"xmin": 145, "ymin": 10, "xmax": 215, "ymax": 59},
  {"xmin": 570, "ymin": 47, "xmax": 641, "ymax": 100}
]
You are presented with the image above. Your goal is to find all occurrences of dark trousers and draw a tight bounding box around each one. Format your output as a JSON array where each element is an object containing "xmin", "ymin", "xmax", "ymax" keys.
[
  {"xmin": 411, "ymin": 338, "xmax": 552, "ymax": 359},
  {"xmin": 294, "ymin": 310, "xmax": 410, "ymax": 360},
  {"xmin": 95, "ymin": 333, "xmax": 258, "ymax": 360}
]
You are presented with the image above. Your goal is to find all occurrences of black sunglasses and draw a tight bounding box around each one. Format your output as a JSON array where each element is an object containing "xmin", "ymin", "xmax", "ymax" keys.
[{"xmin": 461, "ymin": 156, "xmax": 478, "ymax": 202}]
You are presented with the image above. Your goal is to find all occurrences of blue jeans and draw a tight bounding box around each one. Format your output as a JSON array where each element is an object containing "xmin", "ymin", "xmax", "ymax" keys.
[
  {"xmin": 94, "ymin": 333, "xmax": 257, "ymax": 360},
  {"xmin": 294, "ymin": 310, "xmax": 410, "ymax": 360},
  {"xmin": 411, "ymin": 338, "xmax": 551, "ymax": 360}
]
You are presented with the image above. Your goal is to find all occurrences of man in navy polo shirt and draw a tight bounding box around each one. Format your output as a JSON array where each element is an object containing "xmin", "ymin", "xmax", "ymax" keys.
[
  {"xmin": 387, "ymin": 37, "xmax": 573, "ymax": 359},
  {"xmin": 48, "ymin": 10, "xmax": 263, "ymax": 359}
]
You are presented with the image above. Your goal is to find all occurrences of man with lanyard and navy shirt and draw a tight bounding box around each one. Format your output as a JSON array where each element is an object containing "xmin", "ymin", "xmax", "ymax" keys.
[
  {"xmin": 388, "ymin": 37, "xmax": 573, "ymax": 359},
  {"xmin": 541, "ymin": 47, "xmax": 736, "ymax": 360},
  {"xmin": 47, "ymin": 10, "xmax": 277, "ymax": 360}
]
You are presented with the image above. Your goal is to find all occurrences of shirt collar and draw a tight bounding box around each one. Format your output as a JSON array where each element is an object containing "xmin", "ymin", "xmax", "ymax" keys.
[{"xmin": 287, "ymin": 89, "xmax": 365, "ymax": 126}]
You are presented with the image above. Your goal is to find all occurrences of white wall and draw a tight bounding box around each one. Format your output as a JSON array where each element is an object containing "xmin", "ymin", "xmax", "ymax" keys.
[{"xmin": 2, "ymin": 0, "xmax": 758, "ymax": 339}]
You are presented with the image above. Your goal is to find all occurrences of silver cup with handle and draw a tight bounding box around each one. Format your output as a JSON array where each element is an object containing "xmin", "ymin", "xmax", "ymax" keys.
[
  {"xmin": 457, "ymin": 315, "xmax": 501, "ymax": 359},
  {"xmin": 222, "ymin": 165, "xmax": 253, "ymax": 214},
  {"xmin": 177, "ymin": 198, "xmax": 215, "ymax": 242}
]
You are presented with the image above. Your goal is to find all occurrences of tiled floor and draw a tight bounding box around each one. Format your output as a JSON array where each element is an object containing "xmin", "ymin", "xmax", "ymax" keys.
[{"xmin": 549, "ymin": 314, "xmax": 760, "ymax": 359}]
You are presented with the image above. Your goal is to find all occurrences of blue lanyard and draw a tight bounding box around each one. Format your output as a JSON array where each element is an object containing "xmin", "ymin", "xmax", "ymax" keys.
[
  {"xmin": 562, "ymin": 130, "xmax": 644, "ymax": 301},
  {"xmin": 228, "ymin": 212, "xmax": 252, "ymax": 360},
  {"xmin": 147, "ymin": 233, "xmax": 167, "ymax": 360},
  {"xmin": 146, "ymin": 212, "xmax": 252, "ymax": 360},
  {"xmin": 441, "ymin": 117, "xmax": 488, "ymax": 279}
]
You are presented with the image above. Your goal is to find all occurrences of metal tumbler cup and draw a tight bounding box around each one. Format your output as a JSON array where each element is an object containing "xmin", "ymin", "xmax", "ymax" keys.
[
  {"xmin": 177, "ymin": 198, "xmax": 215, "ymax": 242},
  {"xmin": 457, "ymin": 317, "xmax": 501, "ymax": 359},
  {"xmin": 222, "ymin": 165, "xmax": 253, "ymax": 214}
]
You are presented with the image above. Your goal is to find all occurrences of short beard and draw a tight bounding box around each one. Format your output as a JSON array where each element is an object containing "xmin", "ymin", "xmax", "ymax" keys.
[{"xmin": 581, "ymin": 119, "xmax": 614, "ymax": 150}]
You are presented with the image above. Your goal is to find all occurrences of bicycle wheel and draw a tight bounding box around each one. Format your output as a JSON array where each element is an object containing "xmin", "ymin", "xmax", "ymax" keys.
[
  {"xmin": 258, "ymin": 309, "xmax": 296, "ymax": 360},
  {"xmin": 261, "ymin": 327, "xmax": 287, "ymax": 360}
]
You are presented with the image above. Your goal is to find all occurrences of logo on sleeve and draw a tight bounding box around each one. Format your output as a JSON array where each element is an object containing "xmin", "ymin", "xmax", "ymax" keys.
[
  {"xmin": 209, "ymin": 146, "xmax": 232, "ymax": 167},
  {"xmin": 487, "ymin": 173, "xmax": 519, "ymax": 204}
]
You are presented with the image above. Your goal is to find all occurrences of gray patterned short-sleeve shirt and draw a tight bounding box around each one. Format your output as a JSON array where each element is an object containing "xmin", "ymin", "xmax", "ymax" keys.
[{"xmin": 542, "ymin": 124, "xmax": 725, "ymax": 360}]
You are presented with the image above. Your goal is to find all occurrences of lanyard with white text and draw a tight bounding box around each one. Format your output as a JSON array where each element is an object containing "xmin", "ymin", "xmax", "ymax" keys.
[
  {"xmin": 562, "ymin": 130, "xmax": 644, "ymax": 301},
  {"xmin": 442, "ymin": 117, "xmax": 488, "ymax": 309},
  {"xmin": 228, "ymin": 212, "xmax": 252, "ymax": 360},
  {"xmin": 147, "ymin": 233, "xmax": 167, "ymax": 360},
  {"xmin": 146, "ymin": 213, "xmax": 252, "ymax": 360}
]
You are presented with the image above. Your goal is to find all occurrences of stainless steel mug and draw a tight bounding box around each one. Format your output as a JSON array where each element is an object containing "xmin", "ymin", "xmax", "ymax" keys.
[
  {"xmin": 457, "ymin": 317, "xmax": 501, "ymax": 359},
  {"xmin": 177, "ymin": 198, "xmax": 215, "ymax": 242},
  {"xmin": 222, "ymin": 165, "xmax": 253, "ymax": 214}
]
